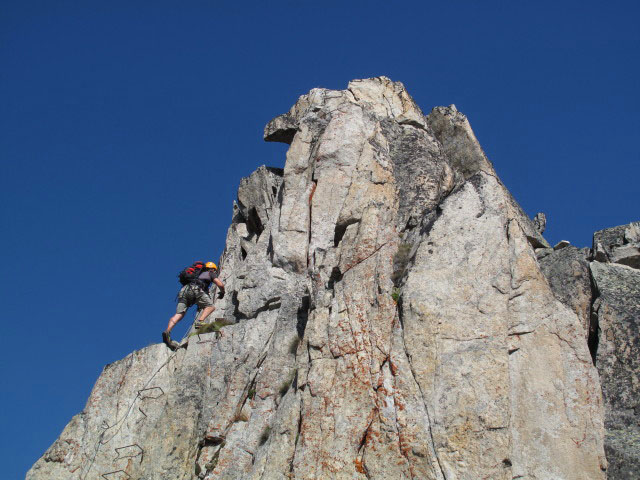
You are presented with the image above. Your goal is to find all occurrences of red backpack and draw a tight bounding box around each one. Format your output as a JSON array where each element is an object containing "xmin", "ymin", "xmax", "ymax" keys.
[{"xmin": 177, "ymin": 261, "xmax": 205, "ymax": 286}]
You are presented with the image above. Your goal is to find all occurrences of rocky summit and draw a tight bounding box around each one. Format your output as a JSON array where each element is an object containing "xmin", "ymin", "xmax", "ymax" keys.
[{"xmin": 28, "ymin": 77, "xmax": 638, "ymax": 479}]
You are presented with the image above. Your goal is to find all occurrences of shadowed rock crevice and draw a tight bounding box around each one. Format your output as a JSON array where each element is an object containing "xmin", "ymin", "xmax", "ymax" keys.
[
  {"xmin": 588, "ymin": 273, "xmax": 601, "ymax": 365},
  {"xmin": 265, "ymin": 166, "xmax": 284, "ymax": 177},
  {"xmin": 231, "ymin": 290, "xmax": 247, "ymax": 320},
  {"xmin": 266, "ymin": 234, "xmax": 275, "ymax": 264},
  {"xmin": 264, "ymin": 115, "xmax": 298, "ymax": 144},
  {"xmin": 327, "ymin": 266, "xmax": 343, "ymax": 290},
  {"xmin": 296, "ymin": 294, "xmax": 310, "ymax": 338},
  {"xmin": 246, "ymin": 207, "xmax": 264, "ymax": 239},
  {"xmin": 334, "ymin": 218, "xmax": 359, "ymax": 247}
]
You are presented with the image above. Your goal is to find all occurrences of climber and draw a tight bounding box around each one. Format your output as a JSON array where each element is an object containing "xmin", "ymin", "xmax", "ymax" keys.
[{"xmin": 162, "ymin": 261, "xmax": 225, "ymax": 349}]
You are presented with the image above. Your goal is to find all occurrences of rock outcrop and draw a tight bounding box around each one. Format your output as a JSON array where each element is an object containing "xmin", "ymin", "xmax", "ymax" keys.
[
  {"xmin": 593, "ymin": 221, "xmax": 640, "ymax": 269},
  {"xmin": 591, "ymin": 261, "xmax": 640, "ymax": 478},
  {"xmin": 538, "ymin": 246, "xmax": 592, "ymax": 337},
  {"xmin": 30, "ymin": 77, "xmax": 626, "ymax": 480},
  {"xmin": 538, "ymin": 222, "xmax": 640, "ymax": 478}
]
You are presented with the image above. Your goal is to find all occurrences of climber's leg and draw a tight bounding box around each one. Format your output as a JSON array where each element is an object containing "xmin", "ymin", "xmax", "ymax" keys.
[{"xmin": 166, "ymin": 312, "xmax": 185, "ymax": 334}]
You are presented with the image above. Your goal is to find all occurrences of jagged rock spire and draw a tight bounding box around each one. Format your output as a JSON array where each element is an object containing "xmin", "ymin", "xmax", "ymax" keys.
[{"xmin": 29, "ymin": 77, "xmax": 610, "ymax": 480}]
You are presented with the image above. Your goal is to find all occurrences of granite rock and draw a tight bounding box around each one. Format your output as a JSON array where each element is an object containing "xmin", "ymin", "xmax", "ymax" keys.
[
  {"xmin": 590, "ymin": 261, "xmax": 640, "ymax": 477},
  {"xmin": 426, "ymin": 105, "xmax": 550, "ymax": 250},
  {"xmin": 593, "ymin": 221, "xmax": 640, "ymax": 269},
  {"xmin": 538, "ymin": 245, "xmax": 593, "ymax": 337},
  {"xmin": 533, "ymin": 212, "xmax": 546, "ymax": 234},
  {"xmin": 554, "ymin": 240, "xmax": 571, "ymax": 250},
  {"xmin": 29, "ymin": 77, "xmax": 608, "ymax": 480}
]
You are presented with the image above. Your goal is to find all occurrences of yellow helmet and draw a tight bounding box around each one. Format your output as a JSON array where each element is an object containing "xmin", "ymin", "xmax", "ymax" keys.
[{"xmin": 205, "ymin": 262, "xmax": 218, "ymax": 270}]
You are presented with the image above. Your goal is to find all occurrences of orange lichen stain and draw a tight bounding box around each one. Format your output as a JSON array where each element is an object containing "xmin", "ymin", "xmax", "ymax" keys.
[
  {"xmin": 308, "ymin": 181, "xmax": 317, "ymax": 204},
  {"xmin": 354, "ymin": 458, "xmax": 366, "ymax": 474},
  {"xmin": 320, "ymin": 460, "xmax": 340, "ymax": 474},
  {"xmin": 400, "ymin": 444, "xmax": 412, "ymax": 458}
]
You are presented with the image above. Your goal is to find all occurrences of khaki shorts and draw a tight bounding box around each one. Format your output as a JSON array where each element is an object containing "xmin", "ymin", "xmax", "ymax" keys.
[{"xmin": 176, "ymin": 284, "xmax": 214, "ymax": 314}]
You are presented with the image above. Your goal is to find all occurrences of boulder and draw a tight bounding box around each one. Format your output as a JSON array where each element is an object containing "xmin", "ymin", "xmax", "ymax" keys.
[{"xmin": 553, "ymin": 240, "xmax": 571, "ymax": 250}]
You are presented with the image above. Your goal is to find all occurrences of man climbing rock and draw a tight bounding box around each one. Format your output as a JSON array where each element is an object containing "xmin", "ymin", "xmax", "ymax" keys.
[{"xmin": 162, "ymin": 261, "xmax": 225, "ymax": 349}]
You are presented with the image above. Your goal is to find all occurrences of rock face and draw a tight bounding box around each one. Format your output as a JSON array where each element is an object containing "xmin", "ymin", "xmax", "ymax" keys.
[
  {"xmin": 593, "ymin": 221, "xmax": 640, "ymax": 269},
  {"xmin": 538, "ymin": 222, "xmax": 640, "ymax": 479},
  {"xmin": 591, "ymin": 261, "xmax": 640, "ymax": 478},
  {"xmin": 538, "ymin": 246, "xmax": 592, "ymax": 337},
  {"xmin": 29, "ymin": 77, "xmax": 613, "ymax": 479}
]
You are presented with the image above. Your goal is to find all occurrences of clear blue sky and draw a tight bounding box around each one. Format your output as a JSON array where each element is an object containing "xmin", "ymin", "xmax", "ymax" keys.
[{"xmin": 2, "ymin": 1, "xmax": 638, "ymax": 476}]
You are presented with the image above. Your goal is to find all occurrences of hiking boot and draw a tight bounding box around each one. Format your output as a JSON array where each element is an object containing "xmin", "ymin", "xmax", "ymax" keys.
[{"xmin": 162, "ymin": 331, "xmax": 176, "ymax": 350}]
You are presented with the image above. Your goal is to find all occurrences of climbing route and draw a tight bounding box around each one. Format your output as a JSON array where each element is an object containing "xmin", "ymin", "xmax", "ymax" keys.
[{"xmin": 80, "ymin": 348, "xmax": 181, "ymax": 480}]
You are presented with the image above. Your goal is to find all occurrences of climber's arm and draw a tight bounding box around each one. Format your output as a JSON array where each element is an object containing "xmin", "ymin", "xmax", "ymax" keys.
[{"xmin": 213, "ymin": 277, "xmax": 225, "ymax": 298}]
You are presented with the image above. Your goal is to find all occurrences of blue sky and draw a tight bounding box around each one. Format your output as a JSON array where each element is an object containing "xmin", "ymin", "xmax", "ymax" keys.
[{"xmin": 1, "ymin": 1, "xmax": 638, "ymax": 476}]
